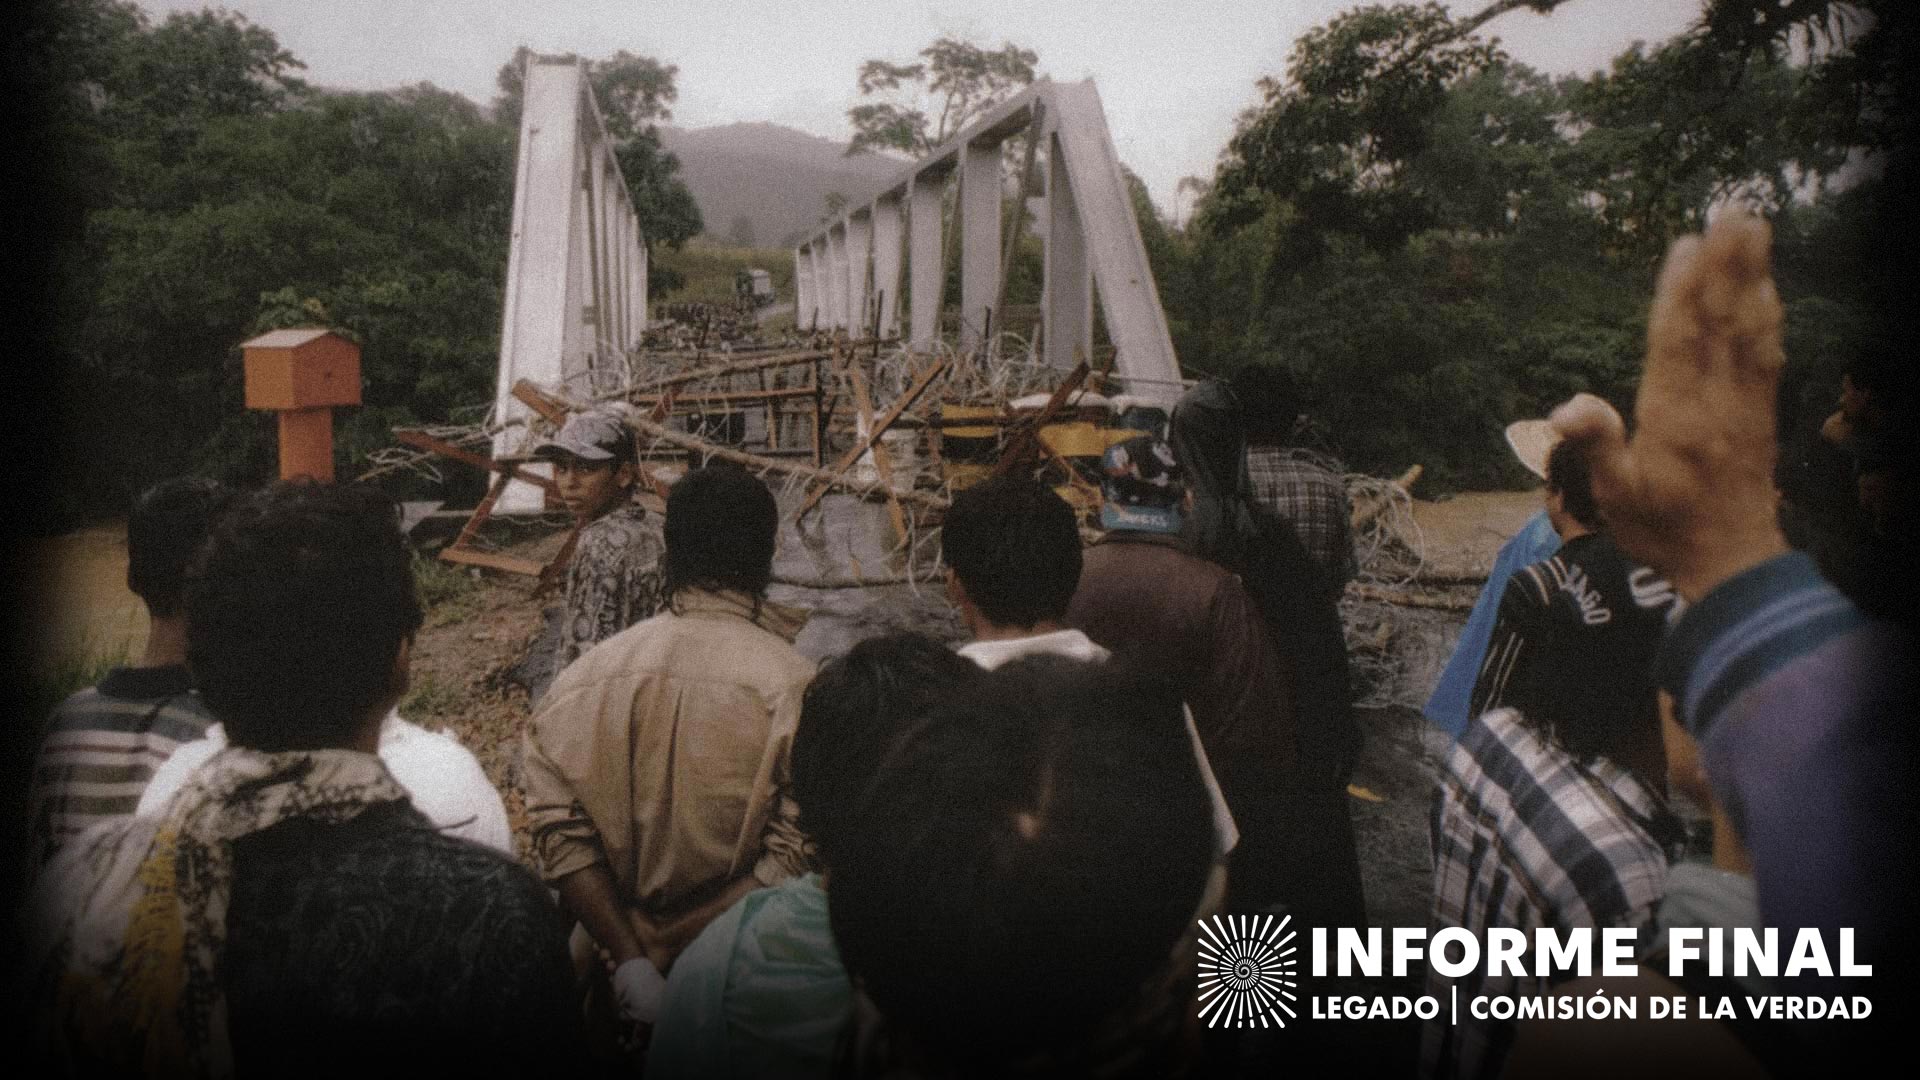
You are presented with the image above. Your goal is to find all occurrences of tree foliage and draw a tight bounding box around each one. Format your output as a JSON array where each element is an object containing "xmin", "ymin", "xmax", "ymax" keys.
[
  {"xmin": 494, "ymin": 46, "xmax": 703, "ymax": 286},
  {"xmin": 1164, "ymin": 0, "xmax": 1903, "ymax": 489},
  {"xmin": 37, "ymin": 3, "xmax": 702, "ymax": 523},
  {"xmin": 846, "ymin": 37, "xmax": 1038, "ymax": 157}
]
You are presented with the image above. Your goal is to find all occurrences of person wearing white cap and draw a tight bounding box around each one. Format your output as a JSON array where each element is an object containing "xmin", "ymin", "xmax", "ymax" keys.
[{"xmin": 1420, "ymin": 421, "xmax": 1565, "ymax": 740}]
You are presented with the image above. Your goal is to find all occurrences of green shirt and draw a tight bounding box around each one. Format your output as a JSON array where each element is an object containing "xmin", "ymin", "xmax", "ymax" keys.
[{"xmin": 647, "ymin": 873, "xmax": 850, "ymax": 1079}]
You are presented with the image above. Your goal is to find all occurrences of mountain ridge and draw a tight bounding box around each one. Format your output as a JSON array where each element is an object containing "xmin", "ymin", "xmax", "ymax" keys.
[{"xmin": 658, "ymin": 121, "xmax": 902, "ymax": 248}]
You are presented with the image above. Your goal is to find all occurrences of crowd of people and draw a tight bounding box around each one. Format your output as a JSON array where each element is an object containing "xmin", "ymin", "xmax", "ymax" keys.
[{"xmin": 16, "ymin": 214, "xmax": 1911, "ymax": 1077}]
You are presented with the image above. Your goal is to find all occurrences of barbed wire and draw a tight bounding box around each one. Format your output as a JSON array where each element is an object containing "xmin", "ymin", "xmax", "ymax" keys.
[{"xmin": 366, "ymin": 320, "xmax": 1484, "ymax": 709}]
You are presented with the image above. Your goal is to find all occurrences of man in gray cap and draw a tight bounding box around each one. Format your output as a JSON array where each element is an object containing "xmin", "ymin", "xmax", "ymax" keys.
[{"xmin": 533, "ymin": 407, "xmax": 666, "ymax": 685}]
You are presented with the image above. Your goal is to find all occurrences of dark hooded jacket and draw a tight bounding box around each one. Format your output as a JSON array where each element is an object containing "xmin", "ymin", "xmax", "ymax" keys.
[{"xmin": 1170, "ymin": 380, "xmax": 1361, "ymax": 782}]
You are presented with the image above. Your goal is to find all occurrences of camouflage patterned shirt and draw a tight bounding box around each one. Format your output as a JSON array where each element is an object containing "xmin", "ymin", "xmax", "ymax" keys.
[{"xmin": 554, "ymin": 503, "xmax": 665, "ymax": 681}]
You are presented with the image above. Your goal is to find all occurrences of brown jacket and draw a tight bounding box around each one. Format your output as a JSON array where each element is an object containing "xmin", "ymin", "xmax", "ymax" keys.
[
  {"xmin": 1067, "ymin": 532, "xmax": 1301, "ymax": 905},
  {"xmin": 522, "ymin": 587, "xmax": 816, "ymax": 921}
]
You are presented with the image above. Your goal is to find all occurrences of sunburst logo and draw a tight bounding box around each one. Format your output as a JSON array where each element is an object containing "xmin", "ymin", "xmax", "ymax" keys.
[{"xmin": 1196, "ymin": 913, "xmax": 1299, "ymax": 1028}]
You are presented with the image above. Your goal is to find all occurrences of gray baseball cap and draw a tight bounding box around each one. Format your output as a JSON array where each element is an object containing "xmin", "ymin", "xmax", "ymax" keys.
[{"xmin": 532, "ymin": 408, "xmax": 632, "ymax": 463}]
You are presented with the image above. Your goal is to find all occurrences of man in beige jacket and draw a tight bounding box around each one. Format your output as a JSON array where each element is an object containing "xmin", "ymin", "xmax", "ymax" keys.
[{"xmin": 523, "ymin": 465, "xmax": 814, "ymax": 1031}]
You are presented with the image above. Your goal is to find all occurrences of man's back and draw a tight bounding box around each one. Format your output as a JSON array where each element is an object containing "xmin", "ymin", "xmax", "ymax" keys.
[
  {"xmin": 1069, "ymin": 534, "xmax": 1291, "ymax": 755},
  {"xmin": 1425, "ymin": 707, "xmax": 1674, "ymax": 1079},
  {"xmin": 26, "ymin": 665, "xmax": 212, "ymax": 874},
  {"xmin": 224, "ymin": 801, "xmax": 578, "ymax": 1074},
  {"xmin": 1069, "ymin": 533, "xmax": 1294, "ymax": 906},
  {"xmin": 1471, "ymin": 532, "xmax": 1679, "ymax": 748},
  {"xmin": 524, "ymin": 587, "xmax": 816, "ymax": 919}
]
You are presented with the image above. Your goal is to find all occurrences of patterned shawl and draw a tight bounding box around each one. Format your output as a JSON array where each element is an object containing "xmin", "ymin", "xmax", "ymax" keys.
[{"xmin": 24, "ymin": 746, "xmax": 408, "ymax": 1078}]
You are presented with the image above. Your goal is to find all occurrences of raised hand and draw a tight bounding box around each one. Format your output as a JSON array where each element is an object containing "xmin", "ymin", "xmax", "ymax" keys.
[{"xmin": 1551, "ymin": 213, "xmax": 1791, "ymax": 601}]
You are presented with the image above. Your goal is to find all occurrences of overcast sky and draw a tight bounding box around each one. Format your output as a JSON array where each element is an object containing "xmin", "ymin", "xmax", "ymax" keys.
[{"xmin": 138, "ymin": 0, "xmax": 1700, "ymax": 212}]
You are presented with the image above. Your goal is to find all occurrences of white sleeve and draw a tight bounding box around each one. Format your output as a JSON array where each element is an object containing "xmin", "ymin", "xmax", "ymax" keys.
[
  {"xmin": 381, "ymin": 720, "xmax": 515, "ymax": 854},
  {"xmin": 135, "ymin": 725, "xmax": 229, "ymax": 818},
  {"xmin": 1181, "ymin": 705, "xmax": 1240, "ymax": 859}
]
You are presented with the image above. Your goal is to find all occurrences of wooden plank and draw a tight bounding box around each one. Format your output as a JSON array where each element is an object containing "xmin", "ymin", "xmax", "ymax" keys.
[
  {"xmin": 795, "ymin": 358, "xmax": 948, "ymax": 519},
  {"xmin": 451, "ymin": 470, "xmax": 513, "ymax": 551},
  {"xmin": 392, "ymin": 429, "xmax": 556, "ymax": 492},
  {"xmin": 511, "ymin": 379, "xmax": 571, "ymax": 424},
  {"xmin": 439, "ymin": 546, "xmax": 546, "ymax": 577},
  {"xmin": 619, "ymin": 349, "xmax": 832, "ymax": 398},
  {"xmin": 848, "ymin": 366, "xmax": 910, "ymax": 546},
  {"xmin": 625, "ymin": 414, "xmax": 949, "ymax": 512},
  {"xmin": 536, "ymin": 526, "xmax": 583, "ymax": 593},
  {"xmin": 1346, "ymin": 582, "xmax": 1472, "ymax": 613},
  {"xmin": 809, "ymin": 358, "xmax": 823, "ymax": 467},
  {"xmin": 991, "ymin": 360, "xmax": 1091, "ymax": 479}
]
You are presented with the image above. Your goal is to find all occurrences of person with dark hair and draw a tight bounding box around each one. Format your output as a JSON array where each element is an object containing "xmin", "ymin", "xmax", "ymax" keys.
[
  {"xmin": 533, "ymin": 407, "xmax": 666, "ymax": 689},
  {"xmin": 941, "ymin": 475, "xmax": 1239, "ymax": 860},
  {"xmin": 1067, "ymin": 435, "xmax": 1300, "ymax": 915},
  {"xmin": 939, "ymin": 473, "xmax": 1084, "ymax": 634},
  {"xmin": 24, "ymin": 481, "xmax": 580, "ymax": 1075},
  {"xmin": 1171, "ymin": 380, "xmax": 1365, "ymax": 931},
  {"xmin": 1467, "ymin": 437, "xmax": 1682, "ymax": 786},
  {"xmin": 647, "ymin": 633, "xmax": 981, "ymax": 1079},
  {"xmin": 830, "ymin": 655, "xmax": 1219, "ymax": 1076},
  {"xmin": 1434, "ymin": 433, "xmax": 1684, "ymax": 1080},
  {"xmin": 1234, "ymin": 364, "xmax": 1357, "ymax": 589},
  {"xmin": 660, "ymin": 462, "xmax": 781, "ymax": 601},
  {"xmin": 1779, "ymin": 354, "xmax": 1920, "ymax": 630},
  {"xmin": 24, "ymin": 476, "xmax": 231, "ymax": 875},
  {"xmin": 523, "ymin": 465, "xmax": 815, "ymax": 1043}
]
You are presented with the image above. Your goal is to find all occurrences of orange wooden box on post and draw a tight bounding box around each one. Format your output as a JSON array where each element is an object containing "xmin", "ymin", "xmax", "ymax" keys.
[{"xmin": 240, "ymin": 328, "xmax": 361, "ymax": 482}]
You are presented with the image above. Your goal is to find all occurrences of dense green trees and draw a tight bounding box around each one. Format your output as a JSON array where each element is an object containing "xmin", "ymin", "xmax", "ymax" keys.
[
  {"xmin": 1155, "ymin": 1, "xmax": 1901, "ymax": 490},
  {"xmin": 35, "ymin": 2, "xmax": 700, "ymax": 523},
  {"xmin": 24, "ymin": 1, "xmax": 1908, "ymax": 520}
]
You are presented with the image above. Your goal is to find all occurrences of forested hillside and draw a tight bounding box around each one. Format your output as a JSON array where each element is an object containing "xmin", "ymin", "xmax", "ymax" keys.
[
  {"xmin": 1148, "ymin": 1, "xmax": 1909, "ymax": 489},
  {"xmin": 12, "ymin": 0, "xmax": 1911, "ymax": 522}
]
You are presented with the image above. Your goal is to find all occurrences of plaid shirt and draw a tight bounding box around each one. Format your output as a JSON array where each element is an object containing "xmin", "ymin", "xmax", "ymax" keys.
[
  {"xmin": 1421, "ymin": 708, "xmax": 1676, "ymax": 1080},
  {"xmin": 1245, "ymin": 446, "xmax": 1354, "ymax": 589}
]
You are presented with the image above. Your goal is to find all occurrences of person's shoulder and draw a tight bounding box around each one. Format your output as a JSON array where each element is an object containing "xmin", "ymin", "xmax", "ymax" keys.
[
  {"xmin": 1450, "ymin": 708, "xmax": 1557, "ymax": 795},
  {"xmin": 578, "ymin": 504, "xmax": 662, "ymax": 551},
  {"xmin": 687, "ymin": 605, "xmax": 816, "ymax": 681},
  {"xmin": 749, "ymin": 631, "xmax": 818, "ymax": 691},
  {"xmin": 326, "ymin": 806, "xmax": 550, "ymax": 903},
  {"xmin": 381, "ymin": 718, "xmax": 497, "ymax": 793},
  {"xmin": 44, "ymin": 684, "xmax": 109, "ymax": 729},
  {"xmin": 383, "ymin": 715, "xmax": 478, "ymax": 763},
  {"xmin": 546, "ymin": 608, "xmax": 673, "ymax": 682},
  {"xmin": 43, "ymin": 682, "xmax": 213, "ymax": 742},
  {"xmin": 1508, "ymin": 554, "xmax": 1564, "ymax": 606}
]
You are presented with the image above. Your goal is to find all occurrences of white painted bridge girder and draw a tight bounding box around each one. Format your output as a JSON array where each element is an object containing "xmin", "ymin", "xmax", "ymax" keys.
[
  {"xmin": 794, "ymin": 78, "xmax": 1182, "ymax": 404},
  {"xmin": 492, "ymin": 57, "xmax": 651, "ymax": 510}
]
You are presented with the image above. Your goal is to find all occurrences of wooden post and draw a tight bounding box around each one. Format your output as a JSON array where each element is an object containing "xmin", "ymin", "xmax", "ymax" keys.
[
  {"xmin": 275, "ymin": 409, "xmax": 335, "ymax": 482},
  {"xmin": 241, "ymin": 329, "xmax": 361, "ymax": 483},
  {"xmin": 796, "ymin": 358, "xmax": 949, "ymax": 519}
]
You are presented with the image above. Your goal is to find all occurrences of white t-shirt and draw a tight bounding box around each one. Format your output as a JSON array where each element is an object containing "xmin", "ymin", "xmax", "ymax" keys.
[
  {"xmin": 956, "ymin": 629, "xmax": 1240, "ymax": 857},
  {"xmin": 136, "ymin": 711, "xmax": 514, "ymax": 854}
]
